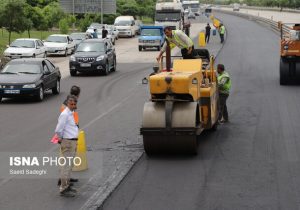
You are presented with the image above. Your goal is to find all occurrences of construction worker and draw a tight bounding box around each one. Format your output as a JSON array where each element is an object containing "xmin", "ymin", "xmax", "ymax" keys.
[
  {"xmin": 205, "ymin": 23, "xmax": 211, "ymax": 43},
  {"xmin": 219, "ymin": 23, "xmax": 225, "ymax": 43},
  {"xmin": 217, "ymin": 64, "xmax": 231, "ymax": 123},
  {"xmin": 156, "ymin": 26, "xmax": 194, "ymax": 62}
]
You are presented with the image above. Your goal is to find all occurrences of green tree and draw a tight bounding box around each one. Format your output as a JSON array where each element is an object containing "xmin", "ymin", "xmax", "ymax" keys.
[
  {"xmin": 42, "ymin": 2, "xmax": 65, "ymax": 29},
  {"xmin": 0, "ymin": 0, "xmax": 29, "ymax": 43},
  {"xmin": 59, "ymin": 18, "xmax": 69, "ymax": 34}
]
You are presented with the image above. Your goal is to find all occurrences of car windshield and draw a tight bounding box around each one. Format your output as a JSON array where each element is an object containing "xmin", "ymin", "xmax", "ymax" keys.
[
  {"xmin": 114, "ymin": 20, "xmax": 132, "ymax": 26},
  {"xmin": 46, "ymin": 36, "xmax": 67, "ymax": 43},
  {"xmin": 1, "ymin": 63, "xmax": 41, "ymax": 74},
  {"xmin": 70, "ymin": 33, "xmax": 86, "ymax": 40},
  {"xmin": 141, "ymin": 29, "xmax": 161, "ymax": 36},
  {"xmin": 10, "ymin": 40, "xmax": 35, "ymax": 48},
  {"xmin": 155, "ymin": 12, "xmax": 181, "ymax": 21},
  {"xmin": 76, "ymin": 42, "xmax": 105, "ymax": 52}
]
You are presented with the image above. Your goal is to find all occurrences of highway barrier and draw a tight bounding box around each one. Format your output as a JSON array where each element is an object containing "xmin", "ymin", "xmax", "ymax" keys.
[{"xmin": 214, "ymin": 9, "xmax": 289, "ymax": 34}]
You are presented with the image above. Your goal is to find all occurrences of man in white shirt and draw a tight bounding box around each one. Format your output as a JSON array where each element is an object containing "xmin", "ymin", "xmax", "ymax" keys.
[{"xmin": 55, "ymin": 95, "xmax": 79, "ymax": 197}]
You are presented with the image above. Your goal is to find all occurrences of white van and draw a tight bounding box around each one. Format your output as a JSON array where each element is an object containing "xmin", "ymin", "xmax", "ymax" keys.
[{"xmin": 114, "ymin": 16, "xmax": 136, "ymax": 38}]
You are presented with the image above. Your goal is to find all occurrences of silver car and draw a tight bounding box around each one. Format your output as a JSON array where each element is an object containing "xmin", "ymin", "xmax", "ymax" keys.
[{"xmin": 4, "ymin": 38, "xmax": 47, "ymax": 59}]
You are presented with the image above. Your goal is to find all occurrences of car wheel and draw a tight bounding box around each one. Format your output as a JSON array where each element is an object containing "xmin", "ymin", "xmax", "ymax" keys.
[
  {"xmin": 112, "ymin": 58, "xmax": 117, "ymax": 71},
  {"xmin": 139, "ymin": 46, "xmax": 142, "ymax": 51},
  {"xmin": 104, "ymin": 62, "xmax": 109, "ymax": 75},
  {"xmin": 70, "ymin": 70, "xmax": 77, "ymax": 76},
  {"xmin": 52, "ymin": 79, "xmax": 60, "ymax": 95},
  {"xmin": 0, "ymin": 96, "xmax": 2, "ymax": 102},
  {"xmin": 33, "ymin": 54, "xmax": 36, "ymax": 58},
  {"xmin": 64, "ymin": 49, "xmax": 68, "ymax": 57},
  {"xmin": 157, "ymin": 46, "xmax": 161, "ymax": 51},
  {"xmin": 36, "ymin": 86, "xmax": 44, "ymax": 102}
]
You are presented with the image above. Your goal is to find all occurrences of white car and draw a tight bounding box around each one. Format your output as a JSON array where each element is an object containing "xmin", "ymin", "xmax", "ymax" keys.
[
  {"xmin": 4, "ymin": 38, "xmax": 46, "ymax": 59},
  {"xmin": 43, "ymin": 34, "xmax": 76, "ymax": 57},
  {"xmin": 107, "ymin": 25, "xmax": 119, "ymax": 40}
]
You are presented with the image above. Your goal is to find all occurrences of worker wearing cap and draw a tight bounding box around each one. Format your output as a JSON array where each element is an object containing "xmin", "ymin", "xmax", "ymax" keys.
[
  {"xmin": 156, "ymin": 26, "xmax": 194, "ymax": 62},
  {"xmin": 217, "ymin": 64, "xmax": 231, "ymax": 123}
]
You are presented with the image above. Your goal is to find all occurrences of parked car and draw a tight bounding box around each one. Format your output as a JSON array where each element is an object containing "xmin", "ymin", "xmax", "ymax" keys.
[
  {"xmin": 0, "ymin": 58, "xmax": 61, "ymax": 102},
  {"xmin": 4, "ymin": 38, "xmax": 46, "ymax": 59},
  {"xmin": 69, "ymin": 33, "xmax": 87, "ymax": 48},
  {"xmin": 106, "ymin": 30, "xmax": 116, "ymax": 45},
  {"xmin": 188, "ymin": 12, "xmax": 196, "ymax": 19},
  {"xmin": 138, "ymin": 26, "xmax": 165, "ymax": 51},
  {"xmin": 69, "ymin": 39, "xmax": 116, "ymax": 76},
  {"xmin": 43, "ymin": 34, "xmax": 76, "ymax": 57},
  {"xmin": 107, "ymin": 25, "xmax": 119, "ymax": 40},
  {"xmin": 135, "ymin": 20, "xmax": 143, "ymax": 35}
]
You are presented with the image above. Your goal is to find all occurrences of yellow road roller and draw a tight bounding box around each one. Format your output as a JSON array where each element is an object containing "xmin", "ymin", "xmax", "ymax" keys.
[{"xmin": 141, "ymin": 47, "xmax": 219, "ymax": 155}]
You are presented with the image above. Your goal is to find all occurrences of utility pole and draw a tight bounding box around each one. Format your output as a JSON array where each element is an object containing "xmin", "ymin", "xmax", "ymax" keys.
[
  {"xmin": 101, "ymin": 0, "xmax": 103, "ymax": 24},
  {"xmin": 72, "ymin": 0, "xmax": 75, "ymax": 31}
]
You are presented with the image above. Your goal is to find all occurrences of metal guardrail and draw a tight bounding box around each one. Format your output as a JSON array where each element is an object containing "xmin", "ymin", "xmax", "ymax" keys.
[
  {"xmin": 218, "ymin": 5, "xmax": 300, "ymax": 13},
  {"xmin": 214, "ymin": 9, "xmax": 290, "ymax": 35}
]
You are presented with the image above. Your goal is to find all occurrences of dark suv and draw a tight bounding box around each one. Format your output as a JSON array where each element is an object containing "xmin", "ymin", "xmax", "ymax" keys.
[{"xmin": 69, "ymin": 39, "xmax": 116, "ymax": 76}]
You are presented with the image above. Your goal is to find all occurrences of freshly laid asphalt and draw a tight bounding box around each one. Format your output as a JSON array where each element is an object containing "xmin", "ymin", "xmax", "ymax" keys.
[
  {"xmin": 0, "ymin": 16, "xmax": 217, "ymax": 210},
  {"xmin": 102, "ymin": 12, "xmax": 300, "ymax": 210}
]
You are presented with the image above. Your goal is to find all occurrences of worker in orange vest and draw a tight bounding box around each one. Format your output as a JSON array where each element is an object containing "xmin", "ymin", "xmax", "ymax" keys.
[
  {"xmin": 60, "ymin": 86, "xmax": 80, "ymax": 126},
  {"xmin": 58, "ymin": 85, "xmax": 81, "ymax": 186}
]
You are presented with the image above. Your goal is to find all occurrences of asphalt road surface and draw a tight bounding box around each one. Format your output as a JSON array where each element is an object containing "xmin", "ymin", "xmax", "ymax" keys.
[
  {"xmin": 0, "ymin": 18, "xmax": 209, "ymax": 209},
  {"xmin": 102, "ymin": 13, "xmax": 300, "ymax": 210}
]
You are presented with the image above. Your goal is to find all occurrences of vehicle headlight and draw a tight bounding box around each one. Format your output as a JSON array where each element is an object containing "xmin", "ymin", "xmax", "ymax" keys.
[
  {"xmin": 96, "ymin": 55, "xmax": 105, "ymax": 61},
  {"xmin": 0, "ymin": 85, "xmax": 2, "ymax": 88},
  {"xmin": 23, "ymin": 84, "xmax": 36, "ymax": 88},
  {"xmin": 70, "ymin": 55, "xmax": 76, "ymax": 62}
]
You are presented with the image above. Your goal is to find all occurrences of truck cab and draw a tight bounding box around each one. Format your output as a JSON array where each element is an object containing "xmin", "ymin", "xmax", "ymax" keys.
[{"xmin": 138, "ymin": 26, "xmax": 165, "ymax": 51}]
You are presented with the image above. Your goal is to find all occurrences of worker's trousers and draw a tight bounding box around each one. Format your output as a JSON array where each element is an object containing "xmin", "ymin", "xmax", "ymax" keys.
[
  {"xmin": 205, "ymin": 33, "xmax": 210, "ymax": 43},
  {"xmin": 181, "ymin": 46, "xmax": 195, "ymax": 59},
  {"xmin": 219, "ymin": 93, "xmax": 229, "ymax": 121},
  {"xmin": 59, "ymin": 139, "xmax": 77, "ymax": 192}
]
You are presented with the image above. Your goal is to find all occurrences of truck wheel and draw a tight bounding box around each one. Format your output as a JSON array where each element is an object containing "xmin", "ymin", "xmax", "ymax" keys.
[
  {"xmin": 280, "ymin": 58, "xmax": 289, "ymax": 85},
  {"xmin": 157, "ymin": 46, "xmax": 161, "ymax": 51},
  {"xmin": 139, "ymin": 46, "xmax": 142, "ymax": 51}
]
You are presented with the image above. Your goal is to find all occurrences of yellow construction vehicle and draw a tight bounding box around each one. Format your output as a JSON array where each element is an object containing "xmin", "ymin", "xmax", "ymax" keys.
[
  {"xmin": 278, "ymin": 22, "xmax": 300, "ymax": 85},
  {"xmin": 141, "ymin": 45, "xmax": 219, "ymax": 155}
]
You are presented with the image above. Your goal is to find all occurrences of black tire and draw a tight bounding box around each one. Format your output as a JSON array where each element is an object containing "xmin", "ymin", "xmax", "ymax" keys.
[
  {"xmin": 112, "ymin": 58, "xmax": 117, "ymax": 71},
  {"xmin": 157, "ymin": 46, "xmax": 161, "ymax": 51},
  {"xmin": 52, "ymin": 79, "xmax": 60, "ymax": 95},
  {"xmin": 36, "ymin": 86, "xmax": 44, "ymax": 102},
  {"xmin": 139, "ymin": 46, "xmax": 142, "ymax": 51},
  {"xmin": 280, "ymin": 58, "xmax": 289, "ymax": 85},
  {"xmin": 0, "ymin": 96, "xmax": 2, "ymax": 103},
  {"xmin": 33, "ymin": 54, "xmax": 36, "ymax": 58},
  {"xmin": 70, "ymin": 70, "xmax": 77, "ymax": 76},
  {"xmin": 104, "ymin": 63, "xmax": 109, "ymax": 75}
]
